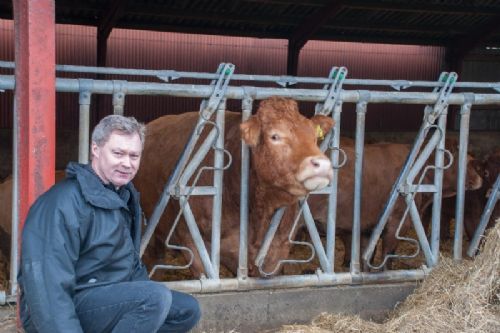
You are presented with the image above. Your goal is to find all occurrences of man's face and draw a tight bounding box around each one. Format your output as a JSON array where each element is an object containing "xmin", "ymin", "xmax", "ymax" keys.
[{"xmin": 91, "ymin": 131, "xmax": 143, "ymax": 188}]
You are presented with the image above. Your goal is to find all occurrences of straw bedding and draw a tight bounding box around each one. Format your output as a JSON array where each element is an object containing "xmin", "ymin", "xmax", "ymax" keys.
[{"xmin": 279, "ymin": 219, "xmax": 500, "ymax": 333}]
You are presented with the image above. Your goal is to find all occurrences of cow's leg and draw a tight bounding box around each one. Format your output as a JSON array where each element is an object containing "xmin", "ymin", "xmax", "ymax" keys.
[{"xmin": 339, "ymin": 231, "xmax": 352, "ymax": 268}]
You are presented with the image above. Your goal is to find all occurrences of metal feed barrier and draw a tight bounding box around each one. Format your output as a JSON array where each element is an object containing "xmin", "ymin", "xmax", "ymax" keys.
[{"xmin": 1, "ymin": 61, "xmax": 500, "ymax": 302}]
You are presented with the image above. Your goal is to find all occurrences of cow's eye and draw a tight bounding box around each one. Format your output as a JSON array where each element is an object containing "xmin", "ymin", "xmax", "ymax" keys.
[{"xmin": 270, "ymin": 134, "xmax": 280, "ymax": 141}]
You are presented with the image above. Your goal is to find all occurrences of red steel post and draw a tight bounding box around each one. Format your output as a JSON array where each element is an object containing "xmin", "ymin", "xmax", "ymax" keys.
[{"xmin": 13, "ymin": 0, "xmax": 56, "ymax": 229}]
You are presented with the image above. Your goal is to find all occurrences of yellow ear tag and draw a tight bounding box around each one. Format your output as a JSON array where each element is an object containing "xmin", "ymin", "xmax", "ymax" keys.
[{"xmin": 315, "ymin": 125, "xmax": 324, "ymax": 140}]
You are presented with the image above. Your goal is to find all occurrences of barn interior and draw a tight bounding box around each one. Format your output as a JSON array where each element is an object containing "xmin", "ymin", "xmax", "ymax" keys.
[{"xmin": 0, "ymin": 1, "xmax": 499, "ymax": 332}]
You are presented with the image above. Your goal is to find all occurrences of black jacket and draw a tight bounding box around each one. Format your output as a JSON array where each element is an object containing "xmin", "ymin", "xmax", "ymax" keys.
[{"xmin": 19, "ymin": 162, "xmax": 149, "ymax": 333}]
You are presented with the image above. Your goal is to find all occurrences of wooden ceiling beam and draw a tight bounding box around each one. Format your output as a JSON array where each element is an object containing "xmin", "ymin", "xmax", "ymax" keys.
[
  {"xmin": 289, "ymin": 0, "xmax": 345, "ymax": 49},
  {"xmin": 346, "ymin": 0, "xmax": 500, "ymax": 16},
  {"xmin": 446, "ymin": 15, "xmax": 500, "ymax": 71}
]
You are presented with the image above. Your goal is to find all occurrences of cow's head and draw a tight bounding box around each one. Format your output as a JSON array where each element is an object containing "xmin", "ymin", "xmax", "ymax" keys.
[{"xmin": 240, "ymin": 97, "xmax": 334, "ymax": 197}]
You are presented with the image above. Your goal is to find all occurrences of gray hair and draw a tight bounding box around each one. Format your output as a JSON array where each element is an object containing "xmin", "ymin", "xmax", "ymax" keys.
[{"xmin": 91, "ymin": 115, "xmax": 146, "ymax": 148}]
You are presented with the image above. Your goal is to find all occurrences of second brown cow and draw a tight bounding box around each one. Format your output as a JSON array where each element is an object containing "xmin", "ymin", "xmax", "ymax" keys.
[{"xmin": 308, "ymin": 138, "xmax": 483, "ymax": 269}]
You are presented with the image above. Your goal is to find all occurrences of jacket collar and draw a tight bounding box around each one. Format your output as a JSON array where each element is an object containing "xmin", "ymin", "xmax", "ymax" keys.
[{"xmin": 65, "ymin": 162, "xmax": 138, "ymax": 210}]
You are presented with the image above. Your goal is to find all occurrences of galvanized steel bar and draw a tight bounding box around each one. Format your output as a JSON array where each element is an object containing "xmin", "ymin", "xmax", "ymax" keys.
[
  {"xmin": 453, "ymin": 94, "xmax": 473, "ymax": 260},
  {"xmin": 179, "ymin": 197, "xmax": 217, "ymax": 279},
  {"xmin": 163, "ymin": 269, "xmax": 428, "ymax": 293},
  {"xmin": 429, "ymin": 112, "xmax": 448, "ymax": 266},
  {"xmin": 326, "ymin": 102, "xmax": 344, "ymax": 271},
  {"xmin": 211, "ymin": 102, "xmax": 227, "ymax": 277},
  {"xmin": 3, "ymin": 75, "xmax": 500, "ymax": 105},
  {"xmin": 302, "ymin": 202, "xmax": 331, "ymax": 273},
  {"xmin": 112, "ymin": 80, "xmax": 127, "ymax": 115},
  {"xmin": 78, "ymin": 79, "xmax": 93, "ymax": 164},
  {"xmin": 2, "ymin": 61, "xmax": 499, "ymax": 91},
  {"xmin": 406, "ymin": 197, "xmax": 434, "ymax": 267},
  {"xmin": 238, "ymin": 94, "xmax": 254, "ymax": 279},
  {"xmin": 351, "ymin": 91, "xmax": 369, "ymax": 274},
  {"xmin": 254, "ymin": 208, "xmax": 286, "ymax": 269},
  {"xmin": 467, "ymin": 175, "xmax": 500, "ymax": 257},
  {"xmin": 178, "ymin": 128, "xmax": 218, "ymax": 187}
]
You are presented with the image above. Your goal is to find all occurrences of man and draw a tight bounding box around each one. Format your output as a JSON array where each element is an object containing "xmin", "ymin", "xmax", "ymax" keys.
[{"xmin": 19, "ymin": 115, "xmax": 201, "ymax": 333}]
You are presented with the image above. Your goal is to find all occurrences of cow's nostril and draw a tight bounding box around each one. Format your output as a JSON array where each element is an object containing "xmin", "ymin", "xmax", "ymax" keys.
[{"xmin": 311, "ymin": 158, "xmax": 321, "ymax": 168}]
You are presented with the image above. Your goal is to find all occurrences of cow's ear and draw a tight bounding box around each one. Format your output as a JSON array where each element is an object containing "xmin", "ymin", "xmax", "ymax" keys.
[
  {"xmin": 311, "ymin": 115, "xmax": 335, "ymax": 140},
  {"xmin": 240, "ymin": 116, "xmax": 261, "ymax": 147}
]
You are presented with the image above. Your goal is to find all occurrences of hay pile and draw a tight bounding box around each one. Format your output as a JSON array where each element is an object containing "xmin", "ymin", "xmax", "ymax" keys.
[{"xmin": 279, "ymin": 220, "xmax": 500, "ymax": 333}]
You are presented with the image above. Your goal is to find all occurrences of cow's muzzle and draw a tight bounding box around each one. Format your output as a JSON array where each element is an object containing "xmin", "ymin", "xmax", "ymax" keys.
[{"xmin": 297, "ymin": 156, "xmax": 333, "ymax": 191}]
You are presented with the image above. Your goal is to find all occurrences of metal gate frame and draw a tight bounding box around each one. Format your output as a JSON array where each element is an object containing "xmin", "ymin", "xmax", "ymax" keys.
[{"xmin": 1, "ymin": 61, "xmax": 500, "ymax": 301}]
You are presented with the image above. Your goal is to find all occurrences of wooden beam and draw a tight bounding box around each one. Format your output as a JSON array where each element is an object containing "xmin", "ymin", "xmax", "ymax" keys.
[
  {"xmin": 447, "ymin": 16, "xmax": 500, "ymax": 63},
  {"xmin": 289, "ymin": 0, "xmax": 344, "ymax": 50},
  {"xmin": 97, "ymin": 0, "xmax": 127, "ymax": 67},
  {"xmin": 286, "ymin": 1, "xmax": 345, "ymax": 75}
]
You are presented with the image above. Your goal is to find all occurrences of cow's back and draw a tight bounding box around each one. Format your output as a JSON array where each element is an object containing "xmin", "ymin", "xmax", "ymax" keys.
[{"xmin": 134, "ymin": 111, "xmax": 244, "ymax": 271}]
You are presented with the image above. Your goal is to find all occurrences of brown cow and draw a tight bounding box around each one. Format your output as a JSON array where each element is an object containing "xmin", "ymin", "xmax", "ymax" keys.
[
  {"xmin": 0, "ymin": 171, "xmax": 66, "ymax": 259},
  {"xmin": 425, "ymin": 148, "xmax": 500, "ymax": 240},
  {"xmin": 308, "ymin": 138, "xmax": 483, "ymax": 269},
  {"xmin": 134, "ymin": 97, "xmax": 334, "ymax": 277}
]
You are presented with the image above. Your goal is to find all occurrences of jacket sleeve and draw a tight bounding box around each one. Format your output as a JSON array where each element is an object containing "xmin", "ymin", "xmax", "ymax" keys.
[{"xmin": 20, "ymin": 188, "xmax": 85, "ymax": 333}]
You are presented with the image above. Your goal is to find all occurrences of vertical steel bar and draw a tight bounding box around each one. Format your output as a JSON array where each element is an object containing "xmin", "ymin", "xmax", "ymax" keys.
[
  {"xmin": 351, "ymin": 91, "xmax": 369, "ymax": 274},
  {"xmin": 238, "ymin": 96, "xmax": 253, "ymax": 279},
  {"xmin": 453, "ymin": 95, "xmax": 473, "ymax": 260},
  {"xmin": 326, "ymin": 102, "xmax": 343, "ymax": 270},
  {"xmin": 429, "ymin": 112, "xmax": 448, "ymax": 266},
  {"xmin": 302, "ymin": 202, "xmax": 331, "ymax": 272},
  {"xmin": 211, "ymin": 100, "xmax": 226, "ymax": 277},
  {"xmin": 406, "ymin": 197, "xmax": 434, "ymax": 267},
  {"xmin": 78, "ymin": 89, "xmax": 92, "ymax": 163},
  {"xmin": 112, "ymin": 80, "xmax": 127, "ymax": 115},
  {"xmin": 254, "ymin": 208, "xmax": 286, "ymax": 268},
  {"xmin": 179, "ymin": 197, "xmax": 217, "ymax": 279}
]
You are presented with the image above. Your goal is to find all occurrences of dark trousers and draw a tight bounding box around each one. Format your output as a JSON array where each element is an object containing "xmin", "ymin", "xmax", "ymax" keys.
[{"xmin": 74, "ymin": 281, "xmax": 201, "ymax": 333}]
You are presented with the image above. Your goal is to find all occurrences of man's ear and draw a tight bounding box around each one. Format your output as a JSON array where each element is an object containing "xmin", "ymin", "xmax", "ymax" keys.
[
  {"xmin": 311, "ymin": 115, "xmax": 335, "ymax": 140},
  {"xmin": 90, "ymin": 142, "xmax": 100, "ymax": 159},
  {"xmin": 240, "ymin": 116, "xmax": 261, "ymax": 147}
]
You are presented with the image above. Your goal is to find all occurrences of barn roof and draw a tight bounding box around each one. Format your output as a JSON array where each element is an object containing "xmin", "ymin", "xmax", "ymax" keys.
[{"xmin": 1, "ymin": 0, "xmax": 500, "ymax": 51}]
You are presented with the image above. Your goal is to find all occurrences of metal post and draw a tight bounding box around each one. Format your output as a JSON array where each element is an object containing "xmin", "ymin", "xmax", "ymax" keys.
[
  {"xmin": 78, "ymin": 79, "xmax": 93, "ymax": 163},
  {"xmin": 12, "ymin": 0, "xmax": 56, "ymax": 304},
  {"xmin": 429, "ymin": 111, "xmax": 448, "ymax": 266},
  {"xmin": 453, "ymin": 94, "xmax": 473, "ymax": 260},
  {"xmin": 238, "ymin": 94, "xmax": 253, "ymax": 279},
  {"xmin": 351, "ymin": 91, "xmax": 369, "ymax": 274},
  {"xmin": 211, "ymin": 100, "xmax": 226, "ymax": 277},
  {"xmin": 326, "ymin": 102, "xmax": 343, "ymax": 270}
]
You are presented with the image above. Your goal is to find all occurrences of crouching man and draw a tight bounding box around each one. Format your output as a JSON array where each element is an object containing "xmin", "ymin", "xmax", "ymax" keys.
[{"xmin": 19, "ymin": 115, "xmax": 201, "ymax": 333}]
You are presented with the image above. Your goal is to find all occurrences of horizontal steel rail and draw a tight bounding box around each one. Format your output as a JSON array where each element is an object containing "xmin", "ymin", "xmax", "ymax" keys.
[
  {"xmin": 2, "ymin": 64, "xmax": 499, "ymax": 302},
  {"xmin": 1, "ymin": 60, "xmax": 500, "ymax": 91},
  {"xmin": 2, "ymin": 75, "xmax": 500, "ymax": 104}
]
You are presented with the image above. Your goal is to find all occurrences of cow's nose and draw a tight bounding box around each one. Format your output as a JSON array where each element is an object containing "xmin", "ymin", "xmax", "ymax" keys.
[
  {"xmin": 308, "ymin": 156, "xmax": 333, "ymax": 178},
  {"xmin": 310, "ymin": 157, "xmax": 331, "ymax": 170}
]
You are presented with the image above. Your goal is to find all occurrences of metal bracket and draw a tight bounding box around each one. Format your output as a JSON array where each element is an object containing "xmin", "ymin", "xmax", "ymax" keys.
[
  {"xmin": 156, "ymin": 70, "xmax": 181, "ymax": 82},
  {"xmin": 199, "ymin": 63, "xmax": 234, "ymax": 120},
  {"xmin": 315, "ymin": 66, "xmax": 347, "ymax": 116},
  {"xmin": 425, "ymin": 72, "xmax": 457, "ymax": 124},
  {"xmin": 78, "ymin": 79, "xmax": 93, "ymax": 105},
  {"xmin": 112, "ymin": 80, "xmax": 128, "ymax": 115},
  {"xmin": 276, "ymin": 75, "xmax": 298, "ymax": 87}
]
